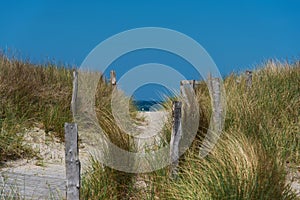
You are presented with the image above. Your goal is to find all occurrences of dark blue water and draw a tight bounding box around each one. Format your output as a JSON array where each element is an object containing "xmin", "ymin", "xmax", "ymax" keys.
[{"xmin": 133, "ymin": 100, "xmax": 165, "ymax": 111}]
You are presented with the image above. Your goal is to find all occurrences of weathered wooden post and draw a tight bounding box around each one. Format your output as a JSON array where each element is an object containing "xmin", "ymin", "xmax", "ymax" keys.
[
  {"xmin": 180, "ymin": 80, "xmax": 187, "ymax": 97},
  {"xmin": 170, "ymin": 101, "xmax": 182, "ymax": 178},
  {"xmin": 199, "ymin": 76, "xmax": 222, "ymax": 157},
  {"xmin": 65, "ymin": 123, "xmax": 80, "ymax": 200},
  {"xmin": 245, "ymin": 70, "xmax": 252, "ymax": 89},
  {"xmin": 180, "ymin": 80, "xmax": 198, "ymax": 91},
  {"xmin": 110, "ymin": 70, "xmax": 117, "ymax": 87},
  {"xmin": 65, "ymin": 69, "xmax": 80, "ymax": 200},
  {"xmin": 180, "ymin": 80, "xmax": 201, "ymax": 88},
  {"xmin": 211, "ymin": 78, "xmax": 222, "ymax": 134},
  {"xmin": 71, "ymin": 70, "xmax": 78, "ymax": 119}
]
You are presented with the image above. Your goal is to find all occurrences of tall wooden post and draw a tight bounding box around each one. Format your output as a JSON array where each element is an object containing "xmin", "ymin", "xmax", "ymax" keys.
[
  {"xmin": 211, "ymin": 78, "xmax": 222, "ymax": 134},
  {"xmin": 71, "ymin": 70, "xmax": 78, "ymax": 119},
  {"xmin": 65, "ymin": 123, "xmax": 80, "ymax": 200},
  {"xmin": 245, "ymin": 70, "xmax": 252, "ymax": 89},
  {"xmin": 180, "ymin": 80, "xmax": 198, "ymax": 91},
  {"xmin": 199, "ymin": 76, "xmax": 222, "ymax": 157},
  {"xmin": 110, "ymin": 70, "xmax": 116, "ymax": 87},
  {"xmin": 65, "ymin": 69, "xmax": 80, "ymax": 200},
  {"xmin": 170, "ymin": 101, "xmax": 182, "ymax": 178}
]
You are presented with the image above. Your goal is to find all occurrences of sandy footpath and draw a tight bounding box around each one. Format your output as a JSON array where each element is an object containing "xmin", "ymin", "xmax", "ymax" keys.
[
  {"xmin": 0, "ymin": 127, "xmax": 90, "ymax": 199},
  {"xmin": 0, "ymin": 111, "xmax": 167, "ymax": 199},
  {"xmin": 135, "ymin": 111, "xmax": 168, "ymax": 152},
  {"xmin": 1, "ymin": 111, "xmax": 299, "ymax": 199}
]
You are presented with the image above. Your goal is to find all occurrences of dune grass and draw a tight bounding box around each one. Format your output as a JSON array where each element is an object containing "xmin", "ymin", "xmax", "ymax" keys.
[
  {"xmin": 131, "ymin": 60, "xmax": 300, "ymax": 199},
  {"xmin": 0, "ymin": 54, "xmax": 73, "ymax": 161},
  {"xmin": 1, "ymin": 52, "xmax": 299, "ymax": 199},
  {"xmin": 0, "ymin": 53, "xmax": 138, "ymax": 199},
  {"xmin": 225, "ymin": 61, "xmax": 299, "ymax": 163}
]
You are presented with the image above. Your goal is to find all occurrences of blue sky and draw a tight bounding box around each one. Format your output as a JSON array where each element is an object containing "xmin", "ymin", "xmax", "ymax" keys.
[{"xmin": 0, "ymin": 1, "xmax": 299, "ymax": 100}]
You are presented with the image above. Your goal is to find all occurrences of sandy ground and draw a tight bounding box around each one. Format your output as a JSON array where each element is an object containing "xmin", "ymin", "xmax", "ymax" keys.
[
  {"xmin": 0, "ymin": 111, "xmax": 168, "ymax": 199},
  {"xmin": 286, "ymin": 164, "xmax": 300, "ymax": 197},
  {"xmin": 135, "ymin": 111, "xmax": 168, "ymax": 152},
  {"xmin": 0, "ymin": 127, "xmax": 91, "ymax": 199},
  {"xmin": 0, "ymin": 127, "xmax": 66, "ymax": 199},
  {"xmin": 0, "ymin": 112, "xmax": 299, "ymax": 199}
]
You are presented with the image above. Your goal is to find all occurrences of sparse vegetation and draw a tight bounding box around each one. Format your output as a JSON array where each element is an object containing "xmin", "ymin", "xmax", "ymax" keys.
[
  {"xmin": 0, "ymin": 52, "xmax": 299, "ymax": 199},
  {"xmin": 137, "ymin": 60, "xmax": 300, "ymax": 200},
  {"xmin": 0, "ymin": 53, "xmax": 137, "ymax": 198},
  {"xmin": 0, "ymin": 54, "xmax": 73, "ymax": 161}
]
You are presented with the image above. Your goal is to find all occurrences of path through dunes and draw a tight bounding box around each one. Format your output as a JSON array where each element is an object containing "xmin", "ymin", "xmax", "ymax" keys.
[
  {"xmin": 0, "ymin": 162, "xmax": 66, "ymax": 199},
  {"xmin": 0, "ymin": 127, "xmax": 67, "ymax": 199},
  {"xmin": 0, "ymin": 111, "xmax": 168, "ymax": 199},
  {"xmin": 135, "ymin": 111, "xmax": 168, "ymax": 152},
  {"xmin": 1, "ymin": 110, "xmax": 300, "ymax": 199},
  {"xmin": 0, "ymin": 127, "xmax": 91, "ymax": 199}
]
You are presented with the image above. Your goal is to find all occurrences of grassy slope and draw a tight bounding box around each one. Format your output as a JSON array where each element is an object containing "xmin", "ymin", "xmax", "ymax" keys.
[
  {"xmin": 79, "ymin": 60, "xmax": 300, "ymax": 200},
  {"xmin": 0, "ymin": 55, "xmax": 73, "ymax": 161},
  {"xmin": 0, "ymin": 54, "xmax": 137, "ymax": 199},
  {"xmin": 1, "ymin": 54, "xmax": 299, "ymax": 199},
  {"xmin": 148, "ymin": 61, "xmax": 300, "ymax": 200}
]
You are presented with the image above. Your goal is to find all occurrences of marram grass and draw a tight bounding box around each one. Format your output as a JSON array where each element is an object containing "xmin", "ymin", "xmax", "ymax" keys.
[
  {"xmin": 134, "ymin": 60, "xmax": 299, "ymax": 200},
  {"xmin": 1, "ymin": 53, "xmax": 299, "ymax": 199}
]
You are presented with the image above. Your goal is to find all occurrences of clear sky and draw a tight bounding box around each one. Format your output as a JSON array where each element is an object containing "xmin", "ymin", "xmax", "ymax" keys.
[{"xmin": 0, "ymin": 1, "xmax": 299, "ymax": 100}]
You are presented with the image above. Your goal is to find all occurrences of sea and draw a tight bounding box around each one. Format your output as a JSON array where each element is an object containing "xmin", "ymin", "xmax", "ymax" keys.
[{"xmin": 133, "ymin": 100, "xmax": 165, "ymax": 112}]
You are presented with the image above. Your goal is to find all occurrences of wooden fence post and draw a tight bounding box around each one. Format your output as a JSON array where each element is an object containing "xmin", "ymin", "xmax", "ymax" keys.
[
  {"xmin": 65, "ymin": 123, "xmax": 80, "ymax": 200},
  {"xmin": 245, "ymin": 70, "xmax": 252, "ymax": 89},
  {"xmin": 110, "ymin": 70, "xmax": 116, "ymax": 87},
  {"xmin": 199, "ymin": 76, "xmax": 222, "ymax": 157},
  {"xmin": 65, "ymin": 69, "xmax": 80, "ymax": 200},
  {"xmin": 180, "ymin": 80, "xmax": 201, "ymax": 91},
  {"xmin": 189, "ymin": 80, "xmax": 195, "ymax": 90},
  {"xmin": 170, "ymin": 101, "xmax": 182, "ymax": 178},
  {"xmin": 211, "ymin": 78, "xmax": 222, "ymax": 134},
  {"xmin": 71, "ymin": 70, "xmax": 78, "ymax": 119}
]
